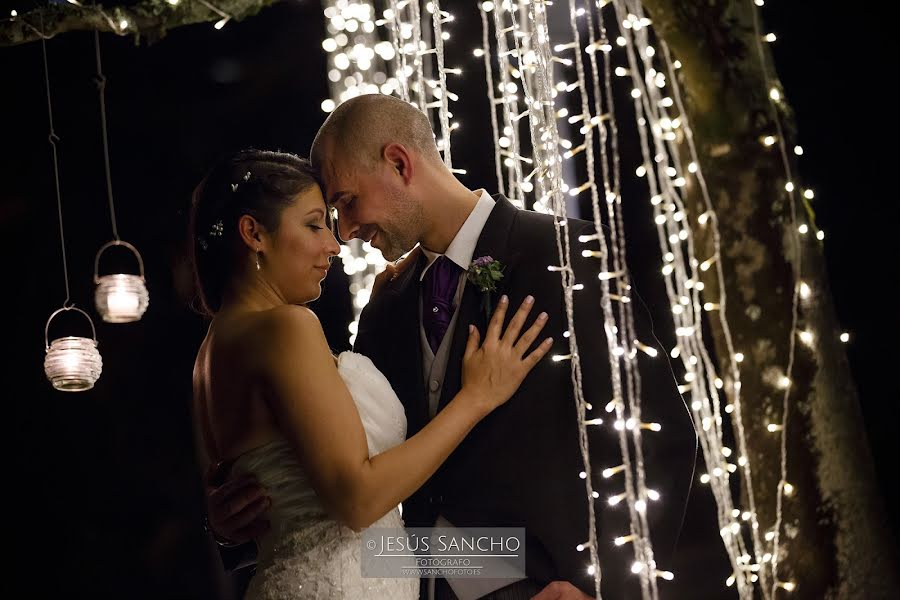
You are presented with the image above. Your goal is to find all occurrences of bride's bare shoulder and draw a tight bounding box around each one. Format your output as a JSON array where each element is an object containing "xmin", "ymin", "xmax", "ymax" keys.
[
  {"xmin": 206, "ymin": 306, "xmax": 324, "ymax": 359},
  {"xmin": 256, "ymin": 304, "xmax": 322, "ymax": 333},
  {"xmin": 245, "ymin": 305, "xmax": 330, "ymax": 357}
]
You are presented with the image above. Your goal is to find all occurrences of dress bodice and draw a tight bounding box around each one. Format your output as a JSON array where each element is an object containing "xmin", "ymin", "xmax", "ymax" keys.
[{"xmin": 231, "ymin": 351, "xmax": 418, "ymax": 599}]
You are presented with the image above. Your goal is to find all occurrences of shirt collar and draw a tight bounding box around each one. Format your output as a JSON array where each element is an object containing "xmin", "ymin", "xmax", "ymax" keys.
[{"xmin": 420, "ymin": 190, "xmax": 496, "ymax": 281}]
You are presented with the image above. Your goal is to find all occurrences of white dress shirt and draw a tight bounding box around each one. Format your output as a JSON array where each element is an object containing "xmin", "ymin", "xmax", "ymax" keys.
[{"xmin": 419, "ymin": 189, "xmax": 496, "ymax": 286}]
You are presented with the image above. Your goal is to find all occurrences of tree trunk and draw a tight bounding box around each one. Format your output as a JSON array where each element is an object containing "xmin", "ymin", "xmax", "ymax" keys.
[
  {"xmin": 0, "ymin": 0, "xmax": 278, "ymax": 46},
  {"xmin": 640, "ymin": 0, "xmax": 899, "ymax": 597}
]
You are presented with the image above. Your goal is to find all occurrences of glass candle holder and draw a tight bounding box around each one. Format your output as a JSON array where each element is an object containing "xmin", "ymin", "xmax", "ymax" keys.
[
  {"xmin": 93, "ymin": 240, "xmax": 149, "ymax": 323},
  {"xmin": 44, "ymin": 307, "xmax": 103, "ymax": 392}
]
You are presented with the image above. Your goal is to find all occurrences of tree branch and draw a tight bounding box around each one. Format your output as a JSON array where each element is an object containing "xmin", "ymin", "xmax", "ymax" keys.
[{"xmin": 1, "ymin": 0, "xmax": 280, "ymax": 47}]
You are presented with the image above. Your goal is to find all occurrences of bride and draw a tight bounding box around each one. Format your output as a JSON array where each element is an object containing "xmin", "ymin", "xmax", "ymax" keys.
[{"xmin": 188, "ymin": 149, "xmax": 552, "ymax": 599}]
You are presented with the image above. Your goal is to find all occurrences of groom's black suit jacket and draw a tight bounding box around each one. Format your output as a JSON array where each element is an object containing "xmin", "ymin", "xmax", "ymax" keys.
[{"xmin": 355, "ymin": 196, "xmax": 696, "ymax": 597}]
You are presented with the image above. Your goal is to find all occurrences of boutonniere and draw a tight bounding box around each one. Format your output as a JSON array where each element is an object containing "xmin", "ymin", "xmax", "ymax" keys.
[{"xmin": 467, "ymin": 255, "xmax": 505, "ymax": 318}]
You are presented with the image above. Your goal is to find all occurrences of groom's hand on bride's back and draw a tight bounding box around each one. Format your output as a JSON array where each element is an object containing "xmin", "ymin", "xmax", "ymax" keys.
[
  {"xmin": 530, "ymin": 580, "xmax": 594, "ymax": 599},
  {"xmin": 206, "ymin": 464, "xmax": 272, "ymax": 544}
]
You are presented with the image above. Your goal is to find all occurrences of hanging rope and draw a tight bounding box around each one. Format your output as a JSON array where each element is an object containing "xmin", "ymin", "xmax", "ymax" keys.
[
  {"xmin": 41, "ymin": 27, "xmax": 72, "ymax": 308},
  {"xmin": 94, "ymin": 30, "xmax": 120, "ymax": 241}
]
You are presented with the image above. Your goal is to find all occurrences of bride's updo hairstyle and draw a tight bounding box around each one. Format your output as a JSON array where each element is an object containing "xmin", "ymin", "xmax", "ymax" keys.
[{"xmin": 189, "ymin": 149, "xmax": 320, "ymax": 317}]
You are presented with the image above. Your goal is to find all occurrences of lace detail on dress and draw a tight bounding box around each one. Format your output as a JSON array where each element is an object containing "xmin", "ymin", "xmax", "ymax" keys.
[
  {"xmin": 245, "ymin": 505, "xmax": 418, "ymax": 600},
  {"xmin": 233, "ymin": 352, "xmax": 418, "ymax": 600}
]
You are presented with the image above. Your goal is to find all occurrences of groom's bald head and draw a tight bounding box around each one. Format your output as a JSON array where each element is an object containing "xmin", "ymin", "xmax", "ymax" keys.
[{"xmin": 310, "ymin": 94, "xmax": 442, "ymax": 174}]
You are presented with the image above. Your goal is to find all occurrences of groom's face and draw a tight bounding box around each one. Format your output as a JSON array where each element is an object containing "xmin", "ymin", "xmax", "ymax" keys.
[{"xmin": 322, "ymin": 153, "xmax": 423, "ymax": 262}]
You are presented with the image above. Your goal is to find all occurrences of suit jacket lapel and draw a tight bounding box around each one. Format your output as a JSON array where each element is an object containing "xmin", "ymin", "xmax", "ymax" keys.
[
  {"xmin": 438, "ymin": 196, "xmax": 521, "ymax": 412},
  {"xmin": 384, "ymin": 251, "xmax": 428, "ymax": 436}
]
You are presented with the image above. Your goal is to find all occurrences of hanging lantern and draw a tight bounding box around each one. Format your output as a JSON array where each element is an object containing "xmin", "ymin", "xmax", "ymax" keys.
[
  {"xmin": 44, "ymin": 306, "xmax": 103, "ymax": 392},
  {"xmin": 93, "ymin": 240, "xmax": 149, "ymax": 323}
]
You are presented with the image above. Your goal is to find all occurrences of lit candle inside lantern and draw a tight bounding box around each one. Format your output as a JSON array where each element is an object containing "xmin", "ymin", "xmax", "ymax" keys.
[
  {"xmin": 94, "ymin": 242, "xmax": 150, "ymax": 322},
  {"xmin": 95, "ymin": 272, "xmax": 149, "ymax": 323},
  {"xmin": 107, "ymin": 287, "xmax": 140, "ymax": 317},
  {"xmin": 61, "ymin": 349, "xmax": 82, "ymax": 375}
]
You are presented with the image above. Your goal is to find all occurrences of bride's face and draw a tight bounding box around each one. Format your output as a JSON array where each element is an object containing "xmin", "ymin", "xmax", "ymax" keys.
[{"xmin": 264, "ymin": 186, "xmax": 341, "ymax": 304}]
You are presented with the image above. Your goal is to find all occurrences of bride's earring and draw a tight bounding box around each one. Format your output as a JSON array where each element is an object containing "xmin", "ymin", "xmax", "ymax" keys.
[{"xmin": 255, "ymin": 248, "xmax": 261, "ymax": 271}]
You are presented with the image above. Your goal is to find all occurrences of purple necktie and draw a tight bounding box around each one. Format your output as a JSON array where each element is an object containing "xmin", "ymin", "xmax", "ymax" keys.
[{"xmin": 422, "ymin": 255, "xmax": 463, "ymax": 354}]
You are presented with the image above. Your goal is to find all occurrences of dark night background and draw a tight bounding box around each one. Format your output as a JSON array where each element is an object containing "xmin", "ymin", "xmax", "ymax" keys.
[{"xmin": 2, "ymin": 1, "xmax": 896, "ymax": 598}]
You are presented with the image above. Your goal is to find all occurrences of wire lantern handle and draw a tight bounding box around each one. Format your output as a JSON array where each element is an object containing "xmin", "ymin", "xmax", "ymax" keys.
[
  {"xmin": 93, "ymin": 240, "xmax": 146, "ymax": 283},
  {"xmin": 44, "ymin": 306, "xmax": 98, "ymax": 351}
]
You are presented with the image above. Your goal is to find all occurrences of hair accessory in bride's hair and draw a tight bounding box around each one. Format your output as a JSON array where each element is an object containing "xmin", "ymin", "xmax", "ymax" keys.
[
  {"xmin": 231, "ymin": 171, "xmax": 252, "ymax": 193},
  {"xmin": 198, "ymin": 220, "xmax": 223, "ymax": 252}
]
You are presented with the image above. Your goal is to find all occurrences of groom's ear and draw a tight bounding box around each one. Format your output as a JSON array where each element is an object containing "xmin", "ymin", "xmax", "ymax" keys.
[{"xmin": 383, "ymin": 143, "xmax": 413, "ymax": 185}]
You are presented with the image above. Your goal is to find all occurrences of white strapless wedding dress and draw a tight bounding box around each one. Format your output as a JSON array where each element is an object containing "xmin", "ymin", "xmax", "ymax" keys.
[{"xmin": 232, "ymin": 351, "xmax": 420, "ymax": 600}]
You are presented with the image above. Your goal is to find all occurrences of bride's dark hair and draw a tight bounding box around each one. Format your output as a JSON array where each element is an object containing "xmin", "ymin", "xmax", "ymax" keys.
[{"xmin": 188, "ymin": 149, "xmax": 321, "ymax": 316}]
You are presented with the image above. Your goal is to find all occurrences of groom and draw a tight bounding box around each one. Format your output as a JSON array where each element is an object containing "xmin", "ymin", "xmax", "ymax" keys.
[
  {"xmin": 207, "ymin": 94, "xmax": 695, "ymax": 598},
  {"xmin": 310, "ymin": 94, "xmax": 694, "ymax": 599}
]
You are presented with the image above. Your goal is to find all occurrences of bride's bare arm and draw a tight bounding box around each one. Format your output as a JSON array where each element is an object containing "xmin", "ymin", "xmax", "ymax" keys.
[{"xmin": 256, "ymin": 297, "xmax": 550, "ymax": 531}]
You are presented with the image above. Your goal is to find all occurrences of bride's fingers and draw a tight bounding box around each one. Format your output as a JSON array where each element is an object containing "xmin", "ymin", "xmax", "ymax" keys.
[
  {"xmin": 486, "ymin": 295, "xmax": 509, "ymax": 341},
  {"xmin": 463, "ymin": 325, "xmax": 480, "ymax": 362},
  {"xmin": 500, "ymin": 295, "xmax": 534, "ymax": 346},
  {"xmin": 513, "ymin": 311, "xmax": 548, "ymax": 356},
  {"xmin": 523, "ymin": 336, "xmax": 554, "ymax": 369}
]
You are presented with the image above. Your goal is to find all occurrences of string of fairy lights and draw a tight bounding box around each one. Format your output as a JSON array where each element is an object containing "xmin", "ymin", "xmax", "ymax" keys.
[
  {"xmin": 496, "ymin": 2, "xmax": 612, "ymax": 596},
  {"xmin": 746, "ymin": 0, "xmax": 835, "ymax": 596},
  {"xmin": 486, "ymin": 1, "xmax": 529, "ymax": 206},
  {"xmin": 580, "ymin": 6, "xmax": 677, "ymax": 592},
  {"xmin": 17, "ymin": 0, "xmax": 849, "ymax": 596},
  {"xmin": 655, "ymin": 34, "xmax": 771, "ymax": 599},
  {"xmin": 319, "ymin": 0, "xmax": 392, "ymax": 337},
  {"xmin": 604, "ymin": 1, "xmax": 756, "ymax": 595},
  {"xmin": 492, "ymin": 1, "xmax": 668, "ymax": 595},
  {"xmin": 562, "ymin": 1, "xmax": 669, "ymax": 594}
]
